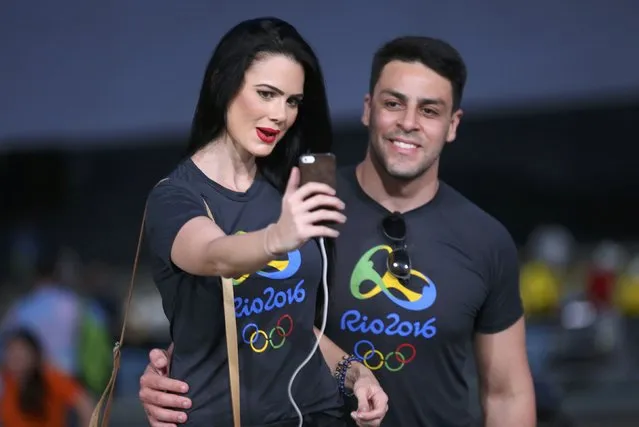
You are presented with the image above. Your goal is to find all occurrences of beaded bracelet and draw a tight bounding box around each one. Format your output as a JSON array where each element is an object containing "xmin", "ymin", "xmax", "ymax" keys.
[{"xmin": 334, "ymin": 354, "xmax": 362, "ymax": 397}]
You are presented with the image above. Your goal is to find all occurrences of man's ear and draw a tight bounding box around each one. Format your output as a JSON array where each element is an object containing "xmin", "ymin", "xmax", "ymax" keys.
[
  {"xmin": 361, "ymin": 94, "xmax": 372, "ymax": 128},
  {"xmin": 446, "ymin": 109, "xmax": 463, "ymax": 143}
]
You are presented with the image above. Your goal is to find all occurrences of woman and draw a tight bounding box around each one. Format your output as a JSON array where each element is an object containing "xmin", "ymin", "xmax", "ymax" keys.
[
  {"xmin": 144, "ymin": 17, "xmax": 387, "ymax": 427},
  {"xmin": 0, "ymin": 328, "xmax": 94, "ymax": 427}
]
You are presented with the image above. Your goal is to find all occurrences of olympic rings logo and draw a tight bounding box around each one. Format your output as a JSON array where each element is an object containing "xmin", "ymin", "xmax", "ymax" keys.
[
  {"xmin": 353, "ymin": 340, "xmax": 416, "ymax": 372},
  {"xmin": 241, "ymin": 314, "xmax": 294, "ymax": 353}
]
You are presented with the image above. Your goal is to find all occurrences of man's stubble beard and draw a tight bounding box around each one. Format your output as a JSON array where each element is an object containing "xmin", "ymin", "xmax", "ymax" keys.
[{"xmin": 368, "ymin": 128, "xmax": 441, "ymax": 182}]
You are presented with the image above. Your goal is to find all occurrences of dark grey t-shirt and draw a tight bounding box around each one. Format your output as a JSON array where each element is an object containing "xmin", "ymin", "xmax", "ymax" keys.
[
  {"xmin": 145, "ymin": 159, "xmax": 342, "ymax": 426},
  {"xmin": 326, "ymin": 166, "xmax": 523, "ymax": 427}
]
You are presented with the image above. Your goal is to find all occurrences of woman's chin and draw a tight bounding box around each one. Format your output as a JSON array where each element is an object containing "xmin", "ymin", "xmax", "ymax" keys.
[{"xmin": 249, "ymin": 142, "xmax": 278, "ymax": 157}]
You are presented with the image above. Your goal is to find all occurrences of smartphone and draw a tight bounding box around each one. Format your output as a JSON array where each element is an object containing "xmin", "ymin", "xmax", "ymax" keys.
[
  {"xmin": 298, "ymin": 153, "xmax": 337, "ymax": 189},
  {"xmin": 298, "ymin": 153, "xmax": 338, "ymax": 228}
]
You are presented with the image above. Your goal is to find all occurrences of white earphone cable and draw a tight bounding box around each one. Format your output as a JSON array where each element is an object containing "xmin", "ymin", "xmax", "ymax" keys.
[{"xmin": 287, "ymin": 236, "xmax": 330, "ymax": 427}]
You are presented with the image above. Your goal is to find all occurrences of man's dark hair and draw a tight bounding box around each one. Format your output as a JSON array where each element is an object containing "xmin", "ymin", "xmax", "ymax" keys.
[{"xmin": 369, "ymin": 36, "xmax": 467, "ymax": 111}]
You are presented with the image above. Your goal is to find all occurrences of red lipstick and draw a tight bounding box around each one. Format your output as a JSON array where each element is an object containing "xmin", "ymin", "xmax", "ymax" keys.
[{"xmin": 256, "ymin": 127, "xmax": 280, "ymax": 144}]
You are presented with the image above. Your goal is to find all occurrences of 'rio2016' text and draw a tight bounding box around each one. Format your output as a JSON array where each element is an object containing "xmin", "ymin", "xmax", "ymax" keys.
[
  {"xmin": 340, "ymin": 309, "xmax": 436, "ymax": 339},
  {"xmin": 235, "ymin": 280, "xmax": 306, "ymax": 318}
]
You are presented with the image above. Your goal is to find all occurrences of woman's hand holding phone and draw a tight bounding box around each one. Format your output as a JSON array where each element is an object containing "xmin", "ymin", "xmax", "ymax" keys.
[{"xmin": 267, "ymin": 167, "xmax": 345, "ymax": 254}]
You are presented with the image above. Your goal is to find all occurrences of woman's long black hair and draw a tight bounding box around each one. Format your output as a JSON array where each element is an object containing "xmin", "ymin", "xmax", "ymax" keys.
[
  {"xmin": 5, "ymin": 329, "xmax": 48, "ymax": 418},
  {"xmin": 186, "ymin": 16, "xmax": 333, "ymax": 193},
  {"xmin": 187, "ymin": 17, "xmax": 336, "ymax": 323}
]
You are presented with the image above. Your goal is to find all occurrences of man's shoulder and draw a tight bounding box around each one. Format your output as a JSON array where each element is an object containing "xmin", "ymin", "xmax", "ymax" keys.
[{"xmin": 438, "ymin": 182, "xmax": 514, "ymax": 249}]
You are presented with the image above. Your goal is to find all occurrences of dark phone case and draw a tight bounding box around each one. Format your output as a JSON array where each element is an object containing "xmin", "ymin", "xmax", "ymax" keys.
[
  {"xmin": 298, "ymin": 154, "xmax": 338, "ymax": 229},
  {"xmin": 299, "ymin": 153, "xmax": 336, "ymax": 189}
]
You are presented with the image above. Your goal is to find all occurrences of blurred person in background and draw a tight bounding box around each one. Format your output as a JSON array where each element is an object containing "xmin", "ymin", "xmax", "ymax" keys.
[
  {"xmin": 82, "ymin": 259, "xmax": 120, "ymax": 336},
  {"xmin": 0, "ymin": 242, "xmax": 113, "ymax": 397},
  {"xmin": 587, "ymin": 241, "xmax": 627, "ymax": 315},
  {"xmin": 615, "ymin": 254, "xmax": 639, "ymax": 363},
  {"xmin": 520, "ymin": 225, "xmax": 575, "ymax": 426},
  {"xmin": 0, "ymin": 328, "xmax": 93, "ymax": 427},
  {"xmin": 0, "ymin": 243, "xmax": 79, "ymax": 375}
]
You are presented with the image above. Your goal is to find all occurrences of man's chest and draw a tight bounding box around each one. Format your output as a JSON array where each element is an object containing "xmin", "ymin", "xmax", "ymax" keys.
[{"xmin": 326, "ymin": 216, "xmax": 490, "ymax": 371}]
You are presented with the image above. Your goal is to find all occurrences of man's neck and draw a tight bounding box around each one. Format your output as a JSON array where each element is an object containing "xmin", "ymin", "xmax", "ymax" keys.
[{"xmin": 355, "ymin": 151, "xmax": 440, "ymax": 214}]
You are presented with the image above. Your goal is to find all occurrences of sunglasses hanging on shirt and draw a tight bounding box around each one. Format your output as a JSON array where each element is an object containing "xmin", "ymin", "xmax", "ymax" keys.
[{"xmin": 381, "ymin": 212, "xmax": 412, "ymax": 282}]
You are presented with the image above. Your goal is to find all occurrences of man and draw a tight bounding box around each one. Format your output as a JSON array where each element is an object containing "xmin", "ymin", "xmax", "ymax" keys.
[{"xmin": 137, "ymin": 36, "xmax": 536, "ymax": 426}]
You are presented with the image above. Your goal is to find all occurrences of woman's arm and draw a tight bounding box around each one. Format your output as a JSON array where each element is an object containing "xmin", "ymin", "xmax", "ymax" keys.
[
  {"xmin": 313, "ymin": 328, "xmax": 389, "ymax": 424},
  {"xmin": 148, "ymin": 169, "xmax": 344, "ymax": 279},
  {"xmin": 171, "ymin": 217, "xmax": 277, "ymax": 278},
  {"xmin": 313, "ymin": 327, "xmax": 369, "ymax": 389},
  {"xmin": 146, "ymin": 182, "xmax": 281, "ymax": 278}
]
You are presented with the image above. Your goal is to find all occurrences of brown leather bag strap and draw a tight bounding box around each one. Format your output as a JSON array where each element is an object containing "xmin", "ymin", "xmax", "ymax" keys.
[
  {"xmin": 202, "ymin": 200, "xmax": 241, "ymax": 426},
  {"xmin": 221, "ymin": 275, "xmax": 241, "ymax": 427},
  {"xmin": 89, "ymin": 178, "xmax": 241, "ymax": 427},
  {"xmin": 89, "ymin": 181, "xmax": 155, "ymax": 427}
]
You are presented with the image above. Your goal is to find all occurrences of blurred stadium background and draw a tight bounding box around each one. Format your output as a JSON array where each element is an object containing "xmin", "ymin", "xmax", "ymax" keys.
[{"xmin": 2, "ymin": 1, "xmax": 638, "ymax": 426}]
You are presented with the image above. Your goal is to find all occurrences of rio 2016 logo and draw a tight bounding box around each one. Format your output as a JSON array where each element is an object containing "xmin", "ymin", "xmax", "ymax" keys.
[
  {"xmin": 342, "ymin": 244, "xmax": 438, "ymax": 372},
  {"xmin": 241, "ymin": 314, "xmax": 294, "ymax": 353},
  {"xmin": 230, "ymin": 230, "xmax": 305, "ymax": 355},
  {"xmin": 232, "ymin": 231, "xmax": 302, "ymax": 286},
  {"xmin": 353, "ymin": 339, "xmax": 416, "ymax": 372},
  {"xmin": 350, "ymin": 245, "xmax": 436, "ymax": 311}
]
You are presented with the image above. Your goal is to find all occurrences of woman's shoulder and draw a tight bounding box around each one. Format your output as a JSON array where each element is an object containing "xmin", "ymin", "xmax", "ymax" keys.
[
  {"xmin": 145, "ymin": 160, "xmax": 280, "ymax": 228},
  {"xmin": 146, "ymin": 160, "xmax": 205, "ymax": 204},
  {"xmin": 151, "ymin": 159, "xmax": 198, "ymax": 189}
]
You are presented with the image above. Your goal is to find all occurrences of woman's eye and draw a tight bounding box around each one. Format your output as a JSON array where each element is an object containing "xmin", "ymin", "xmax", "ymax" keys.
[{"xmin": 258, "ymin": 90, "xmax": 275, "ymax": 99}]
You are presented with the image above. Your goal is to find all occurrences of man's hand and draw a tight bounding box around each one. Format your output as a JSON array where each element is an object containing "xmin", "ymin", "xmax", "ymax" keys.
[
  {"xmin": 139, "ymin": 348, "xmax": 192, "ymax": 427},
  {"xmin": 350, "ymin": 366, "xmax": 388, "ymax": 427}
]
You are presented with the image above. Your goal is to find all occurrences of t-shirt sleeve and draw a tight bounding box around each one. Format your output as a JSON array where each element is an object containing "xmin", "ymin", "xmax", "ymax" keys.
[
  {"xmin": 145, "ymin": 180, "xmax": 209, "ymax": 266},
  {"xmin": 474, "ymin": 225, "xmax": 524, "ymax": 334}
]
